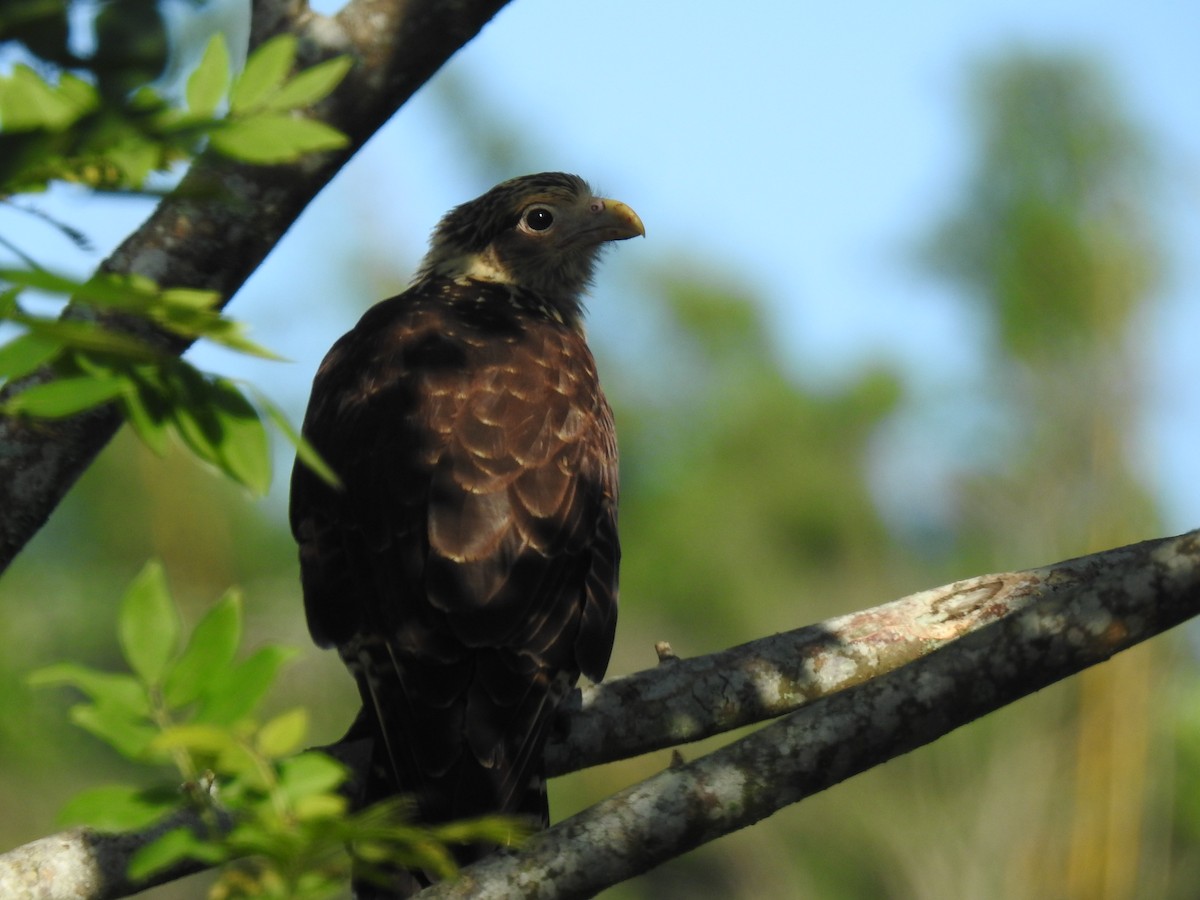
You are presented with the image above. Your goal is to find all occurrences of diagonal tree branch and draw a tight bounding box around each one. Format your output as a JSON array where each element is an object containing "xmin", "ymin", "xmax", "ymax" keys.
[
  {"xmin": 0, "ymin": 0, "xmax": 514, "ymax": 571},
  {"xmin": 426, "ymin": 529, "xmax": 1200, "ymax": 898},
  {"xmin": 4, "ymin": 529, "xmax": 1197, "ymax": 899}
]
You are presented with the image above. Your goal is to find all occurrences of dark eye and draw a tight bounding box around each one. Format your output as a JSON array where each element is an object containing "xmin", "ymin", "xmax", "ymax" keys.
[{"xmin": 523, "ymin": 207, "xmax": 554, "ymax": 232}]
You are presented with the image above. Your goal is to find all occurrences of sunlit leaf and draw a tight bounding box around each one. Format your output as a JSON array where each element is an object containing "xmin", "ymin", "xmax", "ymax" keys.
[
  {"xmin": 0, "ymin": 332, "xmax": 61, "ymax": 380},
  {"xmin": 256, "ymin": 708, "xmax": 308, "ymax": 758},
  {"xmin": 163, "ymin": 589, "xmax": 243, "ymax": 708},
  {"xmin": 105, "ymin": 138, "xmax": 164, "ymax": 187},
  {"xmin": 157, "ymin": 286, "xmax": 220, "ymax": 311},
  {"xmin": 262, "ymin": 55, "xmax": 353, "ymax": 112},
  {"xmin": 128, "ymin": 827, "xmax": 224, "ymax": 881},
  {"xmin": 208, "ymin": 377, "xmax": 271, "ymax": 494},
  {"xmin": 28, "ymin": 663, "xmax": 149, "ymax": 718},
  {"xmin": 118, "ymin": 560, "xmax": 180, "ymax": 685},
  {"xmin": 209, "ymin": 115, "xmax": 347, "ymax": 163},
  {"xmin": 24, "ymin": 320, "xmax": 163, "ymax": 360},
  {"xmin": 163, "ymin": 370, "xmax": 272, "ymax": 493},
  {"xmin": 152, "ymin": 722, "xmax": 238, "ymax": 757},
  {"xmin": 278, "ymin": 752, "xmax": 348, "ymax": 801},
  {"xmin": 186, "ymin": 34, "xmax": 231, "ymax": 119},
  {"xmin": 196, "ymin": 645, "xmax": 296, "ymax": 726},
  {"xmin": 0, "ymin": 266, "xmax": 79, "ymax": 295},
  {"xmin": 121, "ymin": 371, "xmax": 172, "ymax": 456},
  {"xmin": 0, "ymin": 268, "xmax": 159, "ymax": 313},
  {"xmin": 59, "ymin": 784, "xmax": 176, "ymax": 832},
  {"xmin": 0, "ymin": 64, "xmax": 94, "ymax": 130},
  {"xmin": 229, "ymin": 34, "xmax": 296, "ymax": 114},
  {"xmin": 2, "ymin": 372, "xmax": 128, "ymax": 417},
  {"xmin": 69, "ymin": 702, "xmax": 157, "ymax": 760},
  {"xmin": 292, "ymin": 791, "xmax": 347, "ymax": 821}
]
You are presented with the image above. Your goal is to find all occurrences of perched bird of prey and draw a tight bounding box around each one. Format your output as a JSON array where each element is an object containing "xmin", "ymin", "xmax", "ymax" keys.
[{"xmin": 290, "ymin": 173, "xmax": 642, "ymax": 894}]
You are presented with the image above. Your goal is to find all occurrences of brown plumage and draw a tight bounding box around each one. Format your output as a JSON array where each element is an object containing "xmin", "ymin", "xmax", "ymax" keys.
[{"xmin": 289, "ymin": 173, "xmax": 642, "ymax": 893}]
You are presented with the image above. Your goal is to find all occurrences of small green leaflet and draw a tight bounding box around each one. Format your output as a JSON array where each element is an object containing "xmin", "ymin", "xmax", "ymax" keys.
[
  {"xmin": 260, "ymin": 55, "xmax": 354, "ymax": 113},
  {"xmin": 119, "ymin": 561, "xmax": 181, "ymax": 686},
  {"xmin": 210, "ymin": 115, "xmax": 347, "ymax": 163},
  {"xmin": 230, "ymin": 34, "xmax": 353, "ymax": 115},
  {"xmin": 0, "ymin": 65, "xmax": 96, "ymax": 131},
  {"xmin": 185, "ymin": 34, "xmax": 231, "ymax": 119},
  {"xmin": 3, "ymin": 373, "xmax": 128, "ymax": 416},
  {"xmin": 229, "ymin": 34, "xmax": 297, "ymax": 114}
]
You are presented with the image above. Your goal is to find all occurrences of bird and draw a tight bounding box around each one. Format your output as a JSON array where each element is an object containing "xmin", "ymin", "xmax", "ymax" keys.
[{"xmin": 289, "ymin": 172, "xmax": 642, "ymax": 895}]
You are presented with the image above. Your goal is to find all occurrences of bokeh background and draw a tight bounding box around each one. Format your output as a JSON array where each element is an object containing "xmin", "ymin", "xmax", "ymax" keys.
[{"xmin": 2, "ymin": 0, "xmax": 1200, "ymax": 897}]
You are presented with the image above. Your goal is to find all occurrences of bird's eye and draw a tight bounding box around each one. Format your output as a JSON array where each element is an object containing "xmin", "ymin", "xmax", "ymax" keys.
[{"xmin": 523, "ymin": 207, "xmax": 555, "ymax": 232}]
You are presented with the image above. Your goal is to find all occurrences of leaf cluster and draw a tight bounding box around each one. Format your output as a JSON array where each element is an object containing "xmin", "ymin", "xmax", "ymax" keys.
[
  {"xmin": 0, "ymin": 27, "xmax": 350, "ymax": 490},
  {"xmin": 0, "ymin": 268, "xmax": 335, "ymax": 492},
  {"xmin": 0, "ymin": 29, "xmax": 351, "ymax": 196},
  {"xmin": 29, "ymin": 562, "xmax": 519, "ymax": 899}
]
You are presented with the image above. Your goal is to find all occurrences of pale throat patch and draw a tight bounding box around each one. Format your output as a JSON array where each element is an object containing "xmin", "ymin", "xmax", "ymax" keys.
[{"xmin": 427, "ymin": 247, "xmax": 516, "ymax": 286}]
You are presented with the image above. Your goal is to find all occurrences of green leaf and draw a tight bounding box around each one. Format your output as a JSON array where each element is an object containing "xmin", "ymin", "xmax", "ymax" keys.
[
  {"xmin": 163, "ymin": 589, "xmax": 243, "ymax": 708},
  {"xmin": 2, "ymin": 372, "xmax": 128, "ymax": 417},
  {"xmin": 59, "ymin": 784, "xmax": 176, "ymax": 832},
  {"xmin": 209, "ymin": 378, "xmax": 271, "ymax": 494},
  {"xmin": 0, "ymin": 265, "xmax": 81, "ymax": 296},
  {"xmin": 278, "ymin": 752, "xmax": 348, "ymax": 801},
  {"xmin": 156, "ymin": 287, "xmax": 219, "ymax": 311},
  {"xmin": 209, "ymin": 115, "xmax": 347, "ymax": 163},
  {"xmin": 0, "ymin": 286, "xmax": 18, "ymax": 316},
  {"xmin": 292, "ymin": 791, "xmax": 347, "ymax": 821},
  {"xmin": 105, "ymin": 138, "xmax": 164, "ymax": 188},
  {"xmin": 262, "ymin": 55, "xmax": 353, "ymax": 112},
  {"xmin": 28, "ymin": 663, "xmax": 149, "ymax": 718},
  {"xmin": 162, "ymin": 314, "xmax": 283, "ymax": 359},
  {"xmin": 69, "ymin": 702, "xmax": 157, "ymax": 759},
  {"xmin": 196, "ymin": 644, "xmax": 296, "ymax": 726},
  {"xmin": 256, "ymin": 707, "xmax": 308, "ymax": 758},
  {"xmin": 128, "ymin": 827, "xmax": 224, "ymax": 881},
  {"xmin": 165, "ymin": 371, "xmax": 272, "ymax": 493},
  {"xmin": 152, "ymin": 722, "xmax": 238, "ymax": 757},
  {"xmin": 0, "ymin": 332, "xmax": 61, "ymax": 381},
  {"xmin": 0, "ymin": 64, "xmax": 95, "ymax": 131},
  {"xmin": 186, "ymin": 34, "xmax": 231, "ymax": 119},
  {"xmin": 119, "ymin": 560, "xmax": 180, "ymax": 685},
  {"xmin": 121, "ymin": 370, "xmax": 172, "ymax": 456},
  {"xmin": 160, "ymin": 363, "xmax": 223, "ymax": 461},
  {"xmin": 153, "ymin": 725, "xmax": 260, "ymax": 782},
  {"xmin": 24, "ymin": 320, "xmax": 164, "ymax": 360},
  {"xmin": 229, "ymin": 34, "xmax": 296, "ymax": 114}
]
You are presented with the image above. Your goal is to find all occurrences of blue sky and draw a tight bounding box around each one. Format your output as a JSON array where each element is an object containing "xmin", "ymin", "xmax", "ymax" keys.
[{"xmin": 4, "ymin": 0, "xmax": 1198, "ymax": 532}]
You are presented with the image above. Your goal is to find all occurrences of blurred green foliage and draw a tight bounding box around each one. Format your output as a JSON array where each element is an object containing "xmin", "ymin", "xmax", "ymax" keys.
[{"xmin": 29, "ymin": 561, "xmax": 514, "ymax": 899}]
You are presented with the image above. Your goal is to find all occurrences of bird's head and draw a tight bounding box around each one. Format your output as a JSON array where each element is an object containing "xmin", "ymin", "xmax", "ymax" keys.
[{"xmin": 416, "ymin": 173, "xmax": 645, "ymax": 322}]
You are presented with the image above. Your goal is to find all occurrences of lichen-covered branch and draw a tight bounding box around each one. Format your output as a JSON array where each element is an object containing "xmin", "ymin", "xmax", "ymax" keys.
[
  {"xmin": 0, "ymin": 0, "xmax": 513, "ymax": 570},
  {"xmin": 547, "ymin": 558, "xmax": 1034, "ymax": 774},
  {"xmin": 4, "ymin": 529, "xmax": 1197, "ymax": 899},
  {"xmin": 426, "ymin": 529, "xmax": 1200, "ymax": 897}
]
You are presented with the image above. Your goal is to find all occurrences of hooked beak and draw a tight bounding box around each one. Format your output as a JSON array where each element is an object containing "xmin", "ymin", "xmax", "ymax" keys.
[{"xmin": 588, "ymin": 198, "xmax": 646, "ymax": 242}]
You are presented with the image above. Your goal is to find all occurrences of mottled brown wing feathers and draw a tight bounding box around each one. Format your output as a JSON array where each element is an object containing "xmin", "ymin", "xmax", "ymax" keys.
[{"xmin": 289, "ymin": 279, "xmax": 619, "ymax": 829}]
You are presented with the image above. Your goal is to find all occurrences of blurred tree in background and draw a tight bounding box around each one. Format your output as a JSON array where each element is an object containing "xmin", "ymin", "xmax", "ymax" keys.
[
  {"xmin": 919, "ymin": 54, "xmax": 1172, "ymax": 900},
  {"xmin": 1, "ymin": 16, "xmax": 1196, "ymax": 900}
]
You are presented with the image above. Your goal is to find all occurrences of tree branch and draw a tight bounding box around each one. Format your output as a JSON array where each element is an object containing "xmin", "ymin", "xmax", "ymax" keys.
[
  {"xmin": 4, "ymin": 529, "xmax": 1196, "ymax": 899},
  {"xmin": 427, "ymin": 529, "xmax": 1200, "ymax": 898},
  {"xmin": 0, "ymin": 0, "xmax": 514, "ymax": 571}
]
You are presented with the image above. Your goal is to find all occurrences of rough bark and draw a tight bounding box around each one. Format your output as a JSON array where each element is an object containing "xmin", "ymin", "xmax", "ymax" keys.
[{"xmin": 429, "ymin": 530, "xmax": 1200, "ymax": 898}]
